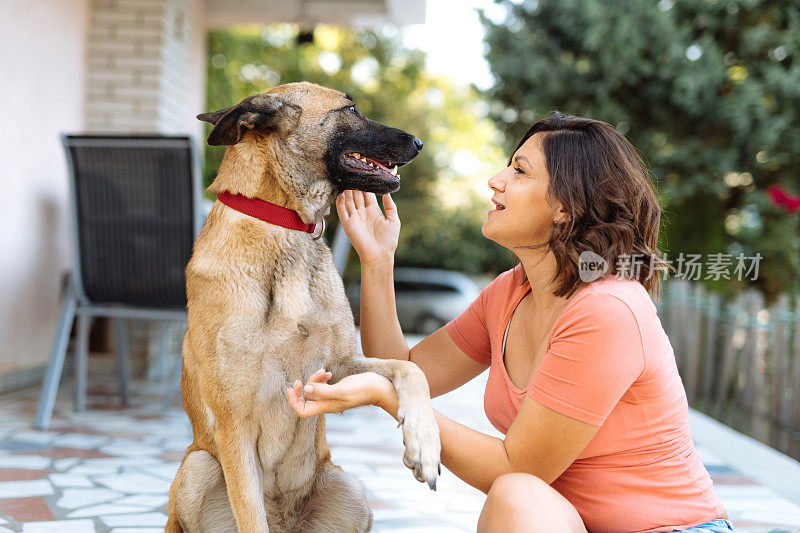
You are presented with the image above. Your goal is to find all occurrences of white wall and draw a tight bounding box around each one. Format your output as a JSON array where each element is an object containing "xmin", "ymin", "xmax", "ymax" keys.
[
  {"xmin": 0, "ymin": 0, "xmax": 89, "ymax": 377},
  {"xmin": 84, "ymin": 0, "xmax": 197, "ymax": 133},
  {"xmin": 189, "ymin": 0, "xmax": 208, "ymax": 141}
]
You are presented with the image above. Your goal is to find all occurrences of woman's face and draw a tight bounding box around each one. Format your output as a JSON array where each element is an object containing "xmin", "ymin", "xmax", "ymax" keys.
[{"xmin": 482, "ymin": 133, "xmax": 566, "ymax": 249}]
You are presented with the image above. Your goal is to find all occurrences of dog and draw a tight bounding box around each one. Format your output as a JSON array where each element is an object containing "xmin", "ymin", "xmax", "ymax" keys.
[{"xmin": 166, "ymin": 82, "xmax": 440, "ymax": 532}]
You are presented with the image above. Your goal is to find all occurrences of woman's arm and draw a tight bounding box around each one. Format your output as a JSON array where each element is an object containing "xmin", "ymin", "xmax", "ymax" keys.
[
  {"xmin": 290, "ymin": 370, "xmax": 599, "ymax": 493},
  {"xmin": 359, "ymin": 255, "xmax": 487, "ymax": 397},
  {"xmin": 378, "ymin": 382, "xmax": 599, "ymax": 492},
  {"xmin": 337, "ymin": 191, "xmax": 487, "ymax": 397},
  {"xmin": 360, "ymin": 259, "xmax": 408, "ymax": 359},
  {"xmin": 337, "ymin": 191, "xmax": 408, "ymax": 359}
]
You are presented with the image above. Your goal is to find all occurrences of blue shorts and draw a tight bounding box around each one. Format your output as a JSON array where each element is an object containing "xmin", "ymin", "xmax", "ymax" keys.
[{"xmin": 673, "ymin": 518, "xmax": 735, "ymax": 532}]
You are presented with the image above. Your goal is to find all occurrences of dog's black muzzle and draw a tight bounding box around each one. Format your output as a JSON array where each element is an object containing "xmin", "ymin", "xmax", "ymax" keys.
[{"xmin": 327, "ymin": 119, "xmax": 422, "ymax": 195}]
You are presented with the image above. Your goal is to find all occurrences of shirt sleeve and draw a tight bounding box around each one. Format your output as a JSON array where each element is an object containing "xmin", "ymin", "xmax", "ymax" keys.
[
  {"xmin": 444, "ymin": 280, "xmax": 495, "ymax": 365},
  {"xmin": 527, "ymin": 292, "xmax": 645, "ymax": 426}
]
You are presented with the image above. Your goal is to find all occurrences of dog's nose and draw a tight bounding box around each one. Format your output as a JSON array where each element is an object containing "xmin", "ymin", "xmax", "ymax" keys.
[{"xmin": 412, "ymin": 137, "xmax": 423, "ymax": 151}]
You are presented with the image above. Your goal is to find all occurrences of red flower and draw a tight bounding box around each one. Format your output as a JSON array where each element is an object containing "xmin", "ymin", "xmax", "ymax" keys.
[
  {"xmin": 785, "ymin": 195, "xmax": 800, "ymax": 214},
  {"xmin": 766, "ymin": 184, "xmax": 800, "ymax": 214},
  {"xmin": 766, "ymin": 184, "xmax": 787, "ymax": 203}
]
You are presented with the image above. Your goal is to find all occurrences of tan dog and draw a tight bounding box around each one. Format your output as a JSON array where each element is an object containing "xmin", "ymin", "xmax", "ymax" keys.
[{"xmin": 165, "ymin": 82, "xmax": 440, "ymax": 533}]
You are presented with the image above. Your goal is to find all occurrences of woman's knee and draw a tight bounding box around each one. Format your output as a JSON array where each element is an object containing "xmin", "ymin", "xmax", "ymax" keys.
[
  {"xmin": 478, "ymin": 473, "xmax": 585, "ymax": 533},
  {"xmin": 479, "ymin": 474, "xmax": 548, "ymax": 529},
  {"xmin": 488, "ymin": 473, "xmax": 552, "ymax": 506}
]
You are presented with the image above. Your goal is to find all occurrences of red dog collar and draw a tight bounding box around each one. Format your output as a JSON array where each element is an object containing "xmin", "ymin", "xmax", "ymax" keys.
[{"xmin": 217, "ymin": 191, "xmax": 324, "ymax": 238}]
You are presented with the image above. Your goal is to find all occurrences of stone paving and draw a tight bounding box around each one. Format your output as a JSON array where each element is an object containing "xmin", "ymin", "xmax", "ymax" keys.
[{"xmin": 0, "ymin": 356, "xmax": 799, "ymax": 532}]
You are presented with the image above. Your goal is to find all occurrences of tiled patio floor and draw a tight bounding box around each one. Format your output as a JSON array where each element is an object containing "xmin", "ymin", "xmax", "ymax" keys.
[{"xmin": 0, "ymin": 369, "xmax": 799, "ymax": 532}]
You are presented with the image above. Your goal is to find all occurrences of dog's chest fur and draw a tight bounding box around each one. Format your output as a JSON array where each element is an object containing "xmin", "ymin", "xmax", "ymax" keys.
[{"xmin": 187, "ymin": 205, "xmax": 357, "ymax": 494}]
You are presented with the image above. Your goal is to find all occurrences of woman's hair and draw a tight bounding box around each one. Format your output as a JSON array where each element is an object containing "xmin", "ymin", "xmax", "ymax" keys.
[{"xmin": 512, "ymin": 111, "xmax": 669, "ymax": 300}]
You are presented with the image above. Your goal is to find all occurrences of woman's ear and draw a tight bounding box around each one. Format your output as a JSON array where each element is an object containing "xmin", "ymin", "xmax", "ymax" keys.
[{"xmin": 554, "ymin": 205, "xmax": 571, "ymax": 224}]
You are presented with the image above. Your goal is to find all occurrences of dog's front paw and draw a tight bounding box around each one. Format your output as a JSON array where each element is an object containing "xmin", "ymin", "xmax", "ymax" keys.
[{"xmin": 397, "ymin": 406, "xmax": 440, "ymax": 490}]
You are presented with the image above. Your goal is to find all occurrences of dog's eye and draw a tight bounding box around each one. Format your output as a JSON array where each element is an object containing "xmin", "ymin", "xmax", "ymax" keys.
[{"xmin": 348, "ymin": 105, "xmax": 358, "ymax": 114}]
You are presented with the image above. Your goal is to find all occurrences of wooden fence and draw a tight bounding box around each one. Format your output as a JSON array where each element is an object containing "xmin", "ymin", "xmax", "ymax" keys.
[{"xmin": 658, "ymin": 279, "xmax": 800, "ymax": 461}]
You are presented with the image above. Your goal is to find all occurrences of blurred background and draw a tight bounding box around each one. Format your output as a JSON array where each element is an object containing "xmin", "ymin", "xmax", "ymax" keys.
[{"xmin": 1, "ymin": 1, "xmax": 800, "ymax": 528}]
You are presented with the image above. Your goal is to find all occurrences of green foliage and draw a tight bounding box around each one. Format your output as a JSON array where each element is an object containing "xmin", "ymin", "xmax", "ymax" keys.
[
  {"xmin": 396, "ymin": 193, "xmax": 517, "ymax": 274},
  {"xmin": 481, "ymin": 0, "xmax": 800, "ymax": 298},
  {"xmin": 205, "ymin": 25, "xmax": 430, "ymax": 201},
  {"xmin": 203, "ymin": 25, "xmax": 514, "ymax": 276}
]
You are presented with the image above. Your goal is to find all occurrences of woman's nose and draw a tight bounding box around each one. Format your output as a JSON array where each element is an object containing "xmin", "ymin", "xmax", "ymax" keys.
[{"xmin": 487, "ymin": 169, "xmax": 506, "ymax": 191}]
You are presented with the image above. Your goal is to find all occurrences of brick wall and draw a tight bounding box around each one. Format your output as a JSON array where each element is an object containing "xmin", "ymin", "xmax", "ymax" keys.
[{"xmin": 85, "ymin": 0, "xmax": 193, "ymax": 133}]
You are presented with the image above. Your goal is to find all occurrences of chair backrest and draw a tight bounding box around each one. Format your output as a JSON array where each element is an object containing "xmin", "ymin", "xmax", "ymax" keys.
[{"xmin": 62, "ymin": 135, "xmax": 200, "ymax": 309}]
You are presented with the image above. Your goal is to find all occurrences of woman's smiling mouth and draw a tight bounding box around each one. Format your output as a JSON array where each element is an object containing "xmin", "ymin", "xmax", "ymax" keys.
[{"xmin": 490, "ymin": 198, "xmax": 506, "ymax": 213}]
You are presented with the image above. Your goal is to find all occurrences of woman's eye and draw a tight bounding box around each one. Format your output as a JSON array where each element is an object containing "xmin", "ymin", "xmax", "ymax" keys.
[{"xmin": 513, "ymin": 166, "xmax": 524, "ymax": 174}]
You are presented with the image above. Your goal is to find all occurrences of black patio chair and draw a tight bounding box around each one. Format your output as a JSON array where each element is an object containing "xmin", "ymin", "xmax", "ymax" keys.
[{"xmin": 34, "ymin": 135, "xmax": 203, "ymax": 429}]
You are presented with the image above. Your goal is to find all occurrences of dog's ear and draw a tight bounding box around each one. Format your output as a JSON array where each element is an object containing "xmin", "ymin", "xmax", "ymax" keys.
[{"xmin": 197, "ymin": 95, "xmax": 301, "ymax": 146}]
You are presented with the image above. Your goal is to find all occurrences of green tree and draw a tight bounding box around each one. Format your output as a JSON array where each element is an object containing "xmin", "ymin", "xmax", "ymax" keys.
[
  {"xmin": 204, "ymin": 25, "xmax": 514, "ymax": 276},
  {"xmin": 481, "ymin": 0, "xmax": 800, "ymax": 298}
]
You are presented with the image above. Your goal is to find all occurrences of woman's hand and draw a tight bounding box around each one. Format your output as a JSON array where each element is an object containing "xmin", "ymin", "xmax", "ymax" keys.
[
  {"xmin": 287, "ymin": 369, "xmax": 396, "ymax": 418},
  {"xmin": 336, "ymin": 190, "xmax": 400, "ymax": 266}
]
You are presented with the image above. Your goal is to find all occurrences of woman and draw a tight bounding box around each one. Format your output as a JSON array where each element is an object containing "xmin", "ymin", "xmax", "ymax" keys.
[{"xmin": 286, "ymin": 113, "xmax": 733, "ymax": 533}]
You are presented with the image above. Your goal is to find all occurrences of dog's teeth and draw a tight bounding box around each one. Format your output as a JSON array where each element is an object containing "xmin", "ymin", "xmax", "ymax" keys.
[{"xmin": 390, "ymin": 166, "xmax": 397, "ymax": 175}]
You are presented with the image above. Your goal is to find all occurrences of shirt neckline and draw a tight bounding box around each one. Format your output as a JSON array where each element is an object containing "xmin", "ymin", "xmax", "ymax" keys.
[{"xmin": 499, "ymin": 272, "xmax": 595, "ymax": 394}]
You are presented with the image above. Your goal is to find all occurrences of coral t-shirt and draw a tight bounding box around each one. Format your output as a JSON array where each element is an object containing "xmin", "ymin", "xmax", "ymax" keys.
[{"xmin": 445, "ymin": 265, "xmax": 726, "ymax": 533}]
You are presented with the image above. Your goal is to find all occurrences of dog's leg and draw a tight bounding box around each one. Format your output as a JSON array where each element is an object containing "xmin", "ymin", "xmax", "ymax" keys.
[
  {"xmin": 335, "ymin": 356, "xmax": 440, "ymax": 489},
  {"xmin": 214, "ymin": 425, "xmax": 270, "ymax": 532},
  {"xmin": 165, "ymin": 510, "xmax": 183, "ymax": 533},
  {"xmin": 301, "ymin": 462, "xmax": 372, "ymax": 533},
  {"xmin": 168, "ymin": 450, "xmax": 236, "ymax": 533}
]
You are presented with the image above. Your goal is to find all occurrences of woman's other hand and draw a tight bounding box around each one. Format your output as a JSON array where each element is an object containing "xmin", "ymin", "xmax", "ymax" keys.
[
  {"xmin": 287, "ymin": 369, "xmax": 396, "ymax": 418},
  {"xmin": 336, "ymin": 190, "xmax": 400, "ymax": 266}
]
